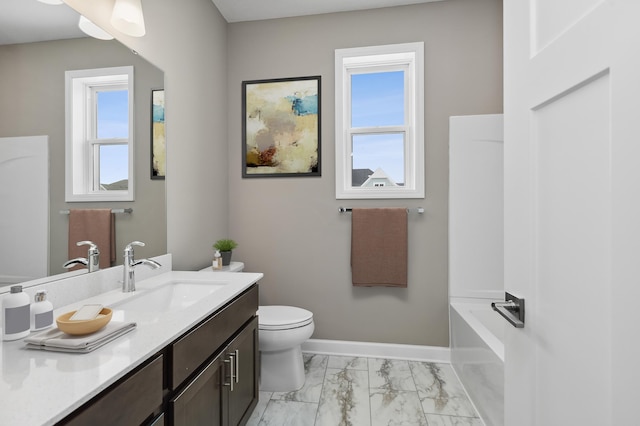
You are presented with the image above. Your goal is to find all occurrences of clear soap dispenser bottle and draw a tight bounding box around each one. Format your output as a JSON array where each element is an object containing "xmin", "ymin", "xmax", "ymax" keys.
[
  {"xmin": 30, "ymin": 290, "xmax": 54, "ymax": 331},
  {"xmin": 2, "ymin": 285, "xmax": 31, "ymax": 341}
]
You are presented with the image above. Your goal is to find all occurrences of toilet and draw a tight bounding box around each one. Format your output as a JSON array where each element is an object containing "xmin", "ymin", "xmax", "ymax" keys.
[
  {"xmin": 258, "ymin": 305, "xmax": 314, "ymax": 392},
  {"xmin": 203, "ymin": 262, "xmax": 315, "ymax": 392}
]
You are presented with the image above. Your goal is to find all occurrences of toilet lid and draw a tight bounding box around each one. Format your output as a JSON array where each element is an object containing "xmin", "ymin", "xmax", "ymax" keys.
[{"xmin": 258, "ymin": 305, "xmax": 313, "ymax": 330}]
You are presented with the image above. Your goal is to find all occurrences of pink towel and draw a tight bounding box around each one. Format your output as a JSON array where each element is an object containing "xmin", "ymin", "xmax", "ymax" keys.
[
  {"xmin": 68, "ymin": 209, "xmax": 115, "ymax": 269},
  {"xmin": 351, "ymin": 208, "xmax": 408, "ymax": 287}
]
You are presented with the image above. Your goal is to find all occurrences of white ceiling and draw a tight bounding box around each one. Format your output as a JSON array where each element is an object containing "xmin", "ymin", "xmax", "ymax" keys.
[
  {"xmin": 0, "ymin": 0, "xmax": 85, "ymax": 45},
  {"xmin": 211, "ymin": 0, "xmax": 443, "ymax": 23},
  {"xmin": 0, "ymin": 0, "xmax": 442, "ymax": 46}
]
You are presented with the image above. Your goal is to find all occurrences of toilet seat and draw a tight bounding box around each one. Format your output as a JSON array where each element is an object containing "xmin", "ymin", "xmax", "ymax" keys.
[{"xmin": 259, "ymin": 305, "xmax": 313, "ymax": 330}]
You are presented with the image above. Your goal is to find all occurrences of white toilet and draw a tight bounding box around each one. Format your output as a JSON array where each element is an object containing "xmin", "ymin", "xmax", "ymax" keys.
[
  {"xmin": 203, "ymin": 262, "xmax": 315, "ymax": 392},
  {"xmin": 258, "ymin": 305, "xmax": 314, "ymax": 392}
]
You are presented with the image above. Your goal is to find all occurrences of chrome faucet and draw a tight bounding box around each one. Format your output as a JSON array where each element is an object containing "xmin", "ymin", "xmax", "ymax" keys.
[
  {"xmin": 122, "ymin": 241, "xmax": 161, "ymax": 292},
  {"xmin": 63, "ymin": 241, "xmax": 100, "ymax": 272}
]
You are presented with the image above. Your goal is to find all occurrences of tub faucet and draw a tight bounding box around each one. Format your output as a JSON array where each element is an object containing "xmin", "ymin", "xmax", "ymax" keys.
[
  {"xmin": 63, "ymin": 241, "xmax": 100, "ymax": 272},
  {"xmin": 122, "ymin": 241, "xmax": 161, "ymax": 292}
]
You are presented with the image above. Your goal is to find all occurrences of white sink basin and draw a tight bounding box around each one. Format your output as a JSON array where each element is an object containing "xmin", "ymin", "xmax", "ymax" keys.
[{"xmin": 111, "ymin": 280, "xmax": 226, "ymax": 313}]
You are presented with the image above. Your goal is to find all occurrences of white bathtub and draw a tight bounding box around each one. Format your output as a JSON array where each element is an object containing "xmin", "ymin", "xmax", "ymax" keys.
[{"xmin": 450, "ymin": 301, "xmax": 505, "ymax": 426}]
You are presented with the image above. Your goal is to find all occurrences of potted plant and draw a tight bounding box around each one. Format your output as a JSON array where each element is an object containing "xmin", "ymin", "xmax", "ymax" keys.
[{"xmin": 213, "ymin": 239, "xmax": 238, "ymax": 266}]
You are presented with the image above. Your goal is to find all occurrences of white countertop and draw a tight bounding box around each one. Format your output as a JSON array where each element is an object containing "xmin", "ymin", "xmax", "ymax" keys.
[{"xmin": 0, "ymin": 270, "xmax": 262, "ymax": 426}]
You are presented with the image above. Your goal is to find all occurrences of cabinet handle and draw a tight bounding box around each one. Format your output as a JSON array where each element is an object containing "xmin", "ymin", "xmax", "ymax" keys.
[
  {"xmin": 234, "ymin": 349, "xmax": 240, "ymax": 384},
  {"xmin": 224, "ymin": 353, "xmax": 236, "ymax": 392}
]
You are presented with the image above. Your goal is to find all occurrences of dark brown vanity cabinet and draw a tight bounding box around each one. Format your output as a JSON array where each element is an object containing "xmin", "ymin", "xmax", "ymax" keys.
[
  {"xmin": 59, "ymin": 284, "xmax": 259, "ymax": 426},
  {"xmin": 170, "ymin": 284, "xmax": 259, "ymax": 426},
  {"xmin": 170, "ymin": 317, "xmax": 258, "ymax": 426}
]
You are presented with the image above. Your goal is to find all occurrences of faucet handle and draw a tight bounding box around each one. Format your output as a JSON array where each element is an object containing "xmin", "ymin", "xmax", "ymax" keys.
[
  {"xmin": 124, "ymin": 241, "xmax": 145, "ymax": 251},
  {"xmin": 77, "ymin": 240, "xmax": 99, "ymax": 252}
]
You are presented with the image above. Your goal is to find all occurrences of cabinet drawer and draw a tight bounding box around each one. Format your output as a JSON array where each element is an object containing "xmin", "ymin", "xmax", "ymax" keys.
[
  {"xmin": 171, "ymin": 285, "xmax": 258, "ymax": 389},
  {"xmin": 63, "ymin": 354, "xmax": 163, "ymax": 426}
]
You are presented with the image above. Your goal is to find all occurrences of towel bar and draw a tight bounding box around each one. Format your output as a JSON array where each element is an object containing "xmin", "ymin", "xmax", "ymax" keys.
[
  {"xmin": 338, "ymin": 207, "xmax": 424, "ymax": 214},
  {"xmin": 60, "ymin": 208, "xmax": 133, "ymax": 215}
]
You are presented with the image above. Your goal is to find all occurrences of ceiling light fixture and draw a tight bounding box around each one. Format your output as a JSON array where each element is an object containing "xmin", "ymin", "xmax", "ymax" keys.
[
  {"xmin": 110, "ymin": 0, "xmax": 146, "ymax": 37},
  {"xmin": 78, "ymin": 15, "xmax": 114, "ymax": 41}
]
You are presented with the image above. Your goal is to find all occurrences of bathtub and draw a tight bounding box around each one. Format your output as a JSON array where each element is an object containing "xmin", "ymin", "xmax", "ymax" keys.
[{"xmin": 450, "ymin": 301, "xmax": 505, "ymax": 426}]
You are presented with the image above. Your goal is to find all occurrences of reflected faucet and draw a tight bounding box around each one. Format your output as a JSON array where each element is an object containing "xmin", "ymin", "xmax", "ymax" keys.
[
  {"xmin": 63, "ymin": 241, "xmax": 100, "ymax": 272},
  {"xmin": 122, "ymin": 241, "xmax": 161, "ymax": 292}
]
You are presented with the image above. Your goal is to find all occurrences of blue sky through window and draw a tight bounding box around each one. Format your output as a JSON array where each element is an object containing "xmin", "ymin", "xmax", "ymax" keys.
[
  {"xmin": 96, "ymin": 90, "xmax": 128, "ymax": 185},
  {"xmin": 351, "ymin": 71, "xmax": 405, "ymax": 184}
]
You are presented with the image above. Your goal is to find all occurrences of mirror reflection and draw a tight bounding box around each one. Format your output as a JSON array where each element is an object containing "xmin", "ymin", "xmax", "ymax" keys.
[{"xmin": 0, "ymin": 1, "xmax": 167, "ymax": 291}]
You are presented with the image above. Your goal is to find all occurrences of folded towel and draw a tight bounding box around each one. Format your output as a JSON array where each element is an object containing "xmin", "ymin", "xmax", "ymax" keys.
[
  {"xmin": 351, "ymin": 208, "xmax": 408, "ymax": 287},
  {"xmin": 68, "ymin": 209, "xmax": 116, "ymax": 269},
  {"xmin": 25, "ymin": 321, "xmax": 136, "ymax": 353}
]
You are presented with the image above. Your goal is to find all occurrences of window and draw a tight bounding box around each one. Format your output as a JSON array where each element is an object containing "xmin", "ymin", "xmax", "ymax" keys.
[
  {"xmin": 335, "ymin": 42, "xmax": 424, "ymax": 199},
  {"xmin": 65, "ymin": 66, "xmax": 134, "ymax": 201}
]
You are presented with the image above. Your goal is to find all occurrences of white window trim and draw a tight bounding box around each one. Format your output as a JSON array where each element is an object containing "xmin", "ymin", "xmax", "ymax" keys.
[
  {"xmin": 335, "ymin": 42, "xmax": 425, "ymax": 199},
  {"xmin": 65, "ymin": 66, "xmax": 134, "ymax": 202}
]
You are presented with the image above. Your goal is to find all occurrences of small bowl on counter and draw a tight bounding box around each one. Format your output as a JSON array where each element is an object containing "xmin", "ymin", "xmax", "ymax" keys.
[{"xmin": 56, "ymin": 308, "xmax": 113, "ymax": 335}]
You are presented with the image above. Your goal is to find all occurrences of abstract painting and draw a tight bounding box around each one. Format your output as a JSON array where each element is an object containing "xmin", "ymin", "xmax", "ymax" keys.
[
  {"xmin": 242, "ymin": 76, "xmax": 321, "ymax": 177},
  {"xmin": 151, "ymin": 89, "xmax": 165, "ymax": 179}
]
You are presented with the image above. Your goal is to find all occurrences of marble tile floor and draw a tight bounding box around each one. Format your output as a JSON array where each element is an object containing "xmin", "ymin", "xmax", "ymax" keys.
[{"xmin": 247, "ymin": 353, "xmax": 484, "ymax": 426}]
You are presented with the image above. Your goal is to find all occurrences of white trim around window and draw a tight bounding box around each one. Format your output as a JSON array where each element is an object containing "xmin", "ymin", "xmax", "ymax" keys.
[
  {"xmin": 65, "ymin": 66, "xmax": 134, "ymax": 202},
  {"xmin": 335, "ymin": 42, "xmax": 425, "ymax": 199}
]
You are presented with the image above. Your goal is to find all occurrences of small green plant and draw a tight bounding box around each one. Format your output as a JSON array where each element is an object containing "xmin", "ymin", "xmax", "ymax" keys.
[{"xmin": 213, "ymin": 239, "xmax": 238, "ymax": 252}]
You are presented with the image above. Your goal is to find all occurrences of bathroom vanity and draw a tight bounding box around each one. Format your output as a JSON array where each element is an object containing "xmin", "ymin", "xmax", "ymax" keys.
[{"xmin": 0, "ymin": 267, "xmax": 262, "ymax": 426}]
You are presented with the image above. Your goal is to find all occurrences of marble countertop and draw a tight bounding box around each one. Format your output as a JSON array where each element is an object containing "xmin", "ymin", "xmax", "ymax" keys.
[{"xmin": 0, "ymin": 270, "xmax": 263, "ymax": 426}]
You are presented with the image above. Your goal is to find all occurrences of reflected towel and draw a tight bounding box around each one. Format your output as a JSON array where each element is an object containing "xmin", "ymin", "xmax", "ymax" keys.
[
  {"xmin": 24, "ymin": 321, "xmax": 136, "ymax": 353},
  {"xmin": 68, "ymin": 209, "xmax": 115, "ymax": 269},
  {"xmin": 351, "ymin": 208, "xmax": 408, "ymax": 287}
]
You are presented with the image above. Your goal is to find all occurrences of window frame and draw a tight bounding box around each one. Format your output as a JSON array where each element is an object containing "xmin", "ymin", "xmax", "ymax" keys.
[
  {"xmin": 335, "ymin": 42, "xmax": 425, "ymax": 199},
  {"xmin": 65, "ymin": 66, "xmax": 134, "ymax": 202}
]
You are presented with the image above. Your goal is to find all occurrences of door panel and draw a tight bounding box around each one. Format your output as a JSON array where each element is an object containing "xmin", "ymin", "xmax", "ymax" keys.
[
  {"xmin": 504, "ymin": 0, "xmax": 640, "ymax": 425},
  {"xmin": 533, "ymin": 72, "xmax": 611, "ymax": 426},
  {"xmin": 533, "ymin": 0, "xmax": 604, "ymax": 51}
]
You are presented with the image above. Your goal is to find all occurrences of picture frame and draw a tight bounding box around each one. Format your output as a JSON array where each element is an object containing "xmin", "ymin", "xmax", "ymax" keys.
[
  {"xmin": 151, "ymin": 89, "xmax": 166, "ymax": 179},
  {"xmin": 242, "ymin": 76, "xmax": 321, "ymax": 178}
]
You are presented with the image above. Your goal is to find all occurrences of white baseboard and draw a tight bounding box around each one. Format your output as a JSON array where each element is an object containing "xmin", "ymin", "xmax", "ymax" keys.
[{"xmin": 301, "ymin": 339, "xmax": 450, "ymax": 363}]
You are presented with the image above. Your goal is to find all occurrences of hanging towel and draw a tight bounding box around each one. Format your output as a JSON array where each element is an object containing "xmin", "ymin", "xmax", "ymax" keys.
[
  {"xmin": 351, "ymin": 208, "xmax": 408, "ymax": 287},
  {"xmin": 68, "ymin": 209, "xmax": 116, "ymax": 269}
]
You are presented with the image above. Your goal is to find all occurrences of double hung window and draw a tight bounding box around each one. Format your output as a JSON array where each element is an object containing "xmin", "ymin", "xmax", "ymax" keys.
[
  {"xmin": 65, "ymin": 66, "xmax": 134, "ymax": 202},
  {"xmin": 335, "ymin": 42, "xmax": 424, "ymax": 199}
]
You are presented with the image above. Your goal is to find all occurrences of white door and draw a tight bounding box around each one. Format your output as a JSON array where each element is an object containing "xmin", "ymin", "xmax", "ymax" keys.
[{"xmin": 504, "ymin": 1, "xmax": 640, "ymax": 425}]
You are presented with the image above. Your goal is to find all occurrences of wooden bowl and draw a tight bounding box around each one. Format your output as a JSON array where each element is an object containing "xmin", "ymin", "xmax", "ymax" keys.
[{"xmin": 56, "ymin": 308, "xmax": 113, "ymax": 335}]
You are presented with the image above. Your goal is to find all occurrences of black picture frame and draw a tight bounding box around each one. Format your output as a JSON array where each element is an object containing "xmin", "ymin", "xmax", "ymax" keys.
[{"xmin": 242, "ymin": 76, "xmax": 321, "ymax": 178}]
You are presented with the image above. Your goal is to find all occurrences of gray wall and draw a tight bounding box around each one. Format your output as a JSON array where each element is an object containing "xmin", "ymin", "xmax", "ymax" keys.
[
  {"xmin": 227, "ymin": 0, "xmax": 503, "ymax": 346},
  {"xmin": 0, "ymin": 37, "xmax": 166, "ymax": 275},
  {"xmin": 66, "ymin": 0, "xmax": 502, "ymax": 347}
]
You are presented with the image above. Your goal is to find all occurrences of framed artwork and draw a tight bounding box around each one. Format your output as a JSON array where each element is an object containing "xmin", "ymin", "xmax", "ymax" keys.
[
  {"xmin": 242, "ymin": 76, "xmax": 321, "ymax": 177},
  {"xmin": 151, "ymin": 89, "xmax": 166, "ymax": 179}
]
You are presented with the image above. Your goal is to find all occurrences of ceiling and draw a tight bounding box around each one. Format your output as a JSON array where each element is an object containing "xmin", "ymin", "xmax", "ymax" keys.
[
  {"xmin": 0, "ymin": 0, "xmax": 85, "ymax": 45},
  {"xmin": 0, "ymin": 0, "xmax": 442, "ymax": 46},
  {"xmin": 212, "ymin": 0, "xmax": 443, "ymax": 23}
]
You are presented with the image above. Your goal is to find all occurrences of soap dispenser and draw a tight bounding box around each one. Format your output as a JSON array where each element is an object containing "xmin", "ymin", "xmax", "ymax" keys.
[
  {"xmin": 213, "ymin": 250, "xmax": 222, "ymax": 270},
  {"xmin": 2, "ymin": 285, "xmax": 31, "ymax": 341},
  {"xmin": 30, "ymin": 290, "xmax": 54, "ymax": 331}
]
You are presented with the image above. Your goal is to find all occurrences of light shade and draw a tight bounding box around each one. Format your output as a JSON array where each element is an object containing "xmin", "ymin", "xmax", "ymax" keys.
[
  {"xmin": 37, "ymin": 0, "xmax": 64, "ymax": 4},
  {"xmin": 78, "ymin": 16, "xmax": 114, "ymax": 40},
  {"xmin": 110, "ymin": 0, "xmax": 146, "ymax": 37}
]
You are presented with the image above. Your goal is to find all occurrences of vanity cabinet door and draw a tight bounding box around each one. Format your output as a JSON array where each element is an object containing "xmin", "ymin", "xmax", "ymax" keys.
[
  {"xmin": 170, "ymin": 317, "xmax": 258, "ymax": 426},
  {"xmin": 227, "ymin": 317, "xmax": 259, "ymax": 426},
  {"xmin": 171, "ymin": 285, "xmax": 259, "ymax": 389},
  {"xmin": 171, "ymin": 352, "xmax": 227, "ymax": 426}
]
